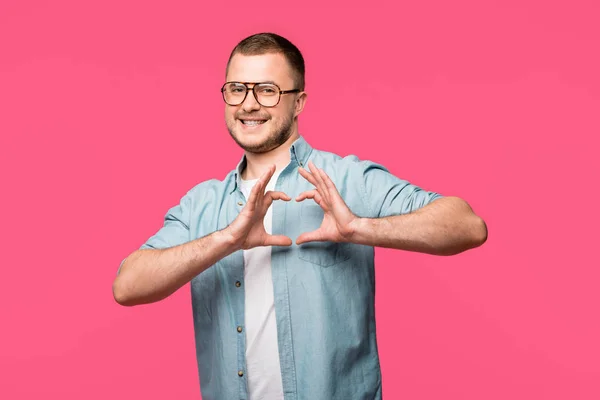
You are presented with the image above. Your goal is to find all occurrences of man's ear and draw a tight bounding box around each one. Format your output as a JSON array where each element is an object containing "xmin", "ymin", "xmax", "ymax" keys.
[{"xmin": 294, "ymin": 91, "xmax": 307, "ymax": 118}]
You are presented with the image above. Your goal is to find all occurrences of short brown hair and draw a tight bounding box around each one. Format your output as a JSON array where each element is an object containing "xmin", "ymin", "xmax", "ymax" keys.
[{"xmin": 226, "ymin": 32, "xmax": 305, "ymax": 91}]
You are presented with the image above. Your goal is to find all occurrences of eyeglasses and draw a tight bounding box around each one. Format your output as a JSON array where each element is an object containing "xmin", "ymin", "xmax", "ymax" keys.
[{"xmin": 221, "ymin": 82, "xmax": 301, "ymax": 107}]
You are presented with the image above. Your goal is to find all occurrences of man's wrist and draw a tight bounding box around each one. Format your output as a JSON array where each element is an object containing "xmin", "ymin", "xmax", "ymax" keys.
[
  {"xmin": 217, "ymin": 227, "xmax": 241, "ymax": 254},
  {"xmin": 346, "ymin": 217, "xmax": 369, "ymax": 245}
]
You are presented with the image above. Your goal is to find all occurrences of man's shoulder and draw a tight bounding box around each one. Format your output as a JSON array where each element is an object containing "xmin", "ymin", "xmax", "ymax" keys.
[
  {"xmin": 183, "ymin": 170, "xmax": 236, "ymax": 200},
  {"xmin": 310, "ymin": 147, "xmax": 381, "ymax": 171}
]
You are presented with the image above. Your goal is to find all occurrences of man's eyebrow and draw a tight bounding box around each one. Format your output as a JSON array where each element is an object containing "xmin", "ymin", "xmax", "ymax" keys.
[{"xmin": 235, "ymin": 81, "xmax": 277, "ymax": 85}]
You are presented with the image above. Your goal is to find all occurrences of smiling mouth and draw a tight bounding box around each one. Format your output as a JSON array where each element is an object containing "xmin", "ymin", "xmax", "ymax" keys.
[{"xmin": 240, "ymin": 120, "xmax": 267, "ymax": 126}]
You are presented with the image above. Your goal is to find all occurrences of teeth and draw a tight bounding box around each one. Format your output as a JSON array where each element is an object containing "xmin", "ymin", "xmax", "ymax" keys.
[{"xmin": 242, "ymin": 120, "xmax": 266, "ymax": 126}]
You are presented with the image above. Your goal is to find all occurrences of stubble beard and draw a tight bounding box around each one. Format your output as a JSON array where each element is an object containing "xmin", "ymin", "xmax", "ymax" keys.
[{"xmin": 227, "ymin": 112, "xmax": 295, "ymax": 154}]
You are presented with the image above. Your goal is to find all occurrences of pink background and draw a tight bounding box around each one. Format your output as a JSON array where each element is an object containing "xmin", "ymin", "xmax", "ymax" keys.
[{"xmin": 1, "ymin": 0, "xmax": 598, "ymax": 398}]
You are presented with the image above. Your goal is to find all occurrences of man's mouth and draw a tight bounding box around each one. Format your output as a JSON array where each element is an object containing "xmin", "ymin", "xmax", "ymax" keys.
[{"xmin": 239, "ymin": 119, "xmax": 268, "ymax": 126}]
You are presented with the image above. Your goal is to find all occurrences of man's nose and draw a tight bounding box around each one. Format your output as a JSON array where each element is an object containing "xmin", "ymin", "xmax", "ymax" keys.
[{"xmin": 241, "ymin": 88, "xmax": 261, "ymax": 112}]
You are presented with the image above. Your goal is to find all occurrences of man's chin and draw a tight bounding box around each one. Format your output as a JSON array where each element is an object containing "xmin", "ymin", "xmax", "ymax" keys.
[
  {"xmin": 230, "ymin": 130, "xmax": 276, "ymax": 153},
  {"xmin": 227, "ymin": 117, "xmax": 294, "ymax": 154}
]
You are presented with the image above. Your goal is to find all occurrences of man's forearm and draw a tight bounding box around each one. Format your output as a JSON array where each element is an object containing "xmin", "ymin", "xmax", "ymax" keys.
[
  {"xmin": 350, "ymin": 196, "xmax": 487, "ymax": 256},
  {"xmin": 113, "ymin": 229, "xmax": 238, "ymax": 306}
]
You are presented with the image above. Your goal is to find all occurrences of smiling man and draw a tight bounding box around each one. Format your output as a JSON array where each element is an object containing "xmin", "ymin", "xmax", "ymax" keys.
[{"xmin": 113, "ymin": 33, "xmax": 488, "ymax": 400}]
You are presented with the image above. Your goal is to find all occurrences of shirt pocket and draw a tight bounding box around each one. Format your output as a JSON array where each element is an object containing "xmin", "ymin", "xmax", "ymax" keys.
[{"xmin": 297, "ymin": 202, "xmax": 351, "ymax": 267}]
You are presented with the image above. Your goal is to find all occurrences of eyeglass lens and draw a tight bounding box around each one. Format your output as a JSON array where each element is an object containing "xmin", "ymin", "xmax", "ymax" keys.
[{"xmin": 223, "ymin": 83, "xmax": 280, "ymax": 107}]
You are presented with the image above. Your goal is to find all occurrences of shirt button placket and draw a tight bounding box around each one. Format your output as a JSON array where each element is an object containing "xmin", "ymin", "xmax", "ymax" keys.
[{"xmin": 233, "ymin": 193, "xmax": 246, "ymax": 392}]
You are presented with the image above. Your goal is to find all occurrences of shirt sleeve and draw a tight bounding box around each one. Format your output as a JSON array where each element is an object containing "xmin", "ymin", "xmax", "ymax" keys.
[
  {"xmin": 139, "ymin": 191, "xmax": 192, "ymax": 250},
  {"xmin": 358, "ymin": 160, "xmax": 444, "ymax": 218},
  {"xmin": 117, "ymin": 191, "xmax": 192, "ymax": 275}
]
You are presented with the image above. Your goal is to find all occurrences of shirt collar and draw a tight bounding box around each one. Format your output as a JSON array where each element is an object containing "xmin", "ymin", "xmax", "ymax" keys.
[{"xmin": 231, "ymin": 135, "xmax": 313, "ymax": 194}]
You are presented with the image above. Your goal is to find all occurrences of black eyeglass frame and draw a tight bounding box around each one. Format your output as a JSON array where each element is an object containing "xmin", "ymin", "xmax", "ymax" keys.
[{"xmin": 220, "ymin": 81, "xmax": 301, "ymax": 107}]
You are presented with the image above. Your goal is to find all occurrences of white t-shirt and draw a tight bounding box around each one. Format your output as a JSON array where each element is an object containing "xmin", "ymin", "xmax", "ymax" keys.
[{"xmin": 239, "ymin": 170, "xmax": 284, "ymax": 400}]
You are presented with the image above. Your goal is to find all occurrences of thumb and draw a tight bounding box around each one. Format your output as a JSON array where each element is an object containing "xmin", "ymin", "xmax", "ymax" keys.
[
  {"xmin": 296, "ymin": 230, "xmax": 324, "ymax": 245},
  {"xmin": 264, "ymin": 234, "xmax": 293, "ymax": 247}
]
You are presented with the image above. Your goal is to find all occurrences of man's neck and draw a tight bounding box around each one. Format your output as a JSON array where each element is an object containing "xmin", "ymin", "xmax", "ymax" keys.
[{"xmin": 241, "ymin": 132, "xmax": 299, "ymax": 180}]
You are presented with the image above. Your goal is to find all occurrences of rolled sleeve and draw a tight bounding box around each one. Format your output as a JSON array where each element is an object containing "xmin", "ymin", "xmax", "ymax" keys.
[
  {"xmin": 359, "ymin": 160, "xmax": 443, "ymax": 218},
  {"xmin": 117, "ymin": 191, "xmax": 192, "ymax": 275},
  {"xmin": 141, "ymin": 191, "xmax": 192, "ymax": 250}
]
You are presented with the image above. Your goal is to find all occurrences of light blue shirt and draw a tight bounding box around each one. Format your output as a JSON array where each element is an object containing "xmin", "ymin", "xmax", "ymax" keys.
[{"xmin": 123, "ymin": 136, "xmax": 443, "ymax": 399}]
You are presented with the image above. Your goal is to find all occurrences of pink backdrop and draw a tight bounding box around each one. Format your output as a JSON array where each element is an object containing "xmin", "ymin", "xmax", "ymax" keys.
[{"xmin": 1, "ymin": 0, "xmax": 598, "ymax": 399}]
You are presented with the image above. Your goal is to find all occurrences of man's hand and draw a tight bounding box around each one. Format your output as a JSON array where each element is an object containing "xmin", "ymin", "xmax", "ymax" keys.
[
  {"xmin": 296, "ymin": 161, "xmax": 360, "ymax": 244},
  {"xmin": 226, "ymin": 165, "xmax": 293, "ymax": 250}
]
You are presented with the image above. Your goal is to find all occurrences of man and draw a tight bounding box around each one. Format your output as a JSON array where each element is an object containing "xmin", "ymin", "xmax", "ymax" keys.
[{"xmin": 113, "ymin": 32, "xmax": 487, "ymax": 400}]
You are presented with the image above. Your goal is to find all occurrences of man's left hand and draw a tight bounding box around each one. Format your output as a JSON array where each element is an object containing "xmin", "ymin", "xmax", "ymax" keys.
[{"xmin": 296, "ymin": 161, "xmax": 359, "ymax": 244}]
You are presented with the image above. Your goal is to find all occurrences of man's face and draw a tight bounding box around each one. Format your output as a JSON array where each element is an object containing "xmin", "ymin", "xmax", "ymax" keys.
[{"xmin": 224, "ymin": 53, "xmax": 303, "ymax": 154}]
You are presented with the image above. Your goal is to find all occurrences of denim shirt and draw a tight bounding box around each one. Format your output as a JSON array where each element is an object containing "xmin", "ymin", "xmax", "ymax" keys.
[{"xmin": 124, "ymin": 136, "xmax": 443, "ymax": 400}]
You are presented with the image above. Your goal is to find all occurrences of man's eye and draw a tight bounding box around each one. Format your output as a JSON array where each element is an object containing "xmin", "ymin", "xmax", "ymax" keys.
[{"xmin": 258, "ymin": 87, "xmax": 276, "ymax": 94}]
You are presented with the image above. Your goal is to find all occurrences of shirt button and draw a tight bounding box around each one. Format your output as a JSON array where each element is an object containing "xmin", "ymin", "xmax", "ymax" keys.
[
  {"xmin": 237, "ymin": 326, "xmax": 243, "ymax": 333},
  {"xmin": 235, "ymin": 281, "xmax": 241, "ymax": 287},
  {"xmin": 237, "ymin": 201, "xmax": 243, "ymax": 206},
  {"xmin": 238, "ymin": 370, "xmax": 244, "ymax": 377}
]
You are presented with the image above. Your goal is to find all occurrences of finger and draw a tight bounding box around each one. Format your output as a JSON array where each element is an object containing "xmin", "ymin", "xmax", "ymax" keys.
[
  {"xmin": 298, "ymin": 166, "xmax": 318, "ymax": 187},
  {"xmin": 295, "ymin": 190, "xmax": 323, "ymax": 206},
  {"xmin": 266, "ymin": 191, "xmax": 291, "ymax": 201},
  {"xmin": 247, "ymin": 183, "xmax": 265, "ymax": 213},
  {"xmin": 245, "ymin": 166, "xmax": 275, "ymax": 212},
  {"xmin": 246, "ymin": 184, "xmax": 260, "ymax": 212},
  {"xmin": 255, "ymin": 165, "xmax": 276, "ymax": 208},
  {"xmin": 308, "ymin": 161, "xmax": 329, "ymax": 202},
  {"xmin": 258, "ymin": 165, "xmax": 275, "ymax": 191},
  {"xmin": 318, "ymin": 168, "xmax": 340, "ymax": 203},
  {"xmin": 264, "ymin": 164, "xmax": 277, "ymax": 182},
  {"xmin": 262, "ymin": 191, "xmax": 292, "ymax": 212},
  {"xmin": 295, "ymin": 189, "xmax": 317, "ymax": 202},
  {"xmin": 264, "ymin": 234, "xmax": 293, "ymax": 247},
  {"xmin": 308, "ymin": 161, "xmax": 325, "ymax": 190},
  {"xmin": 296, "ymin": 229, "xmax": 326, "ymax": 245}
]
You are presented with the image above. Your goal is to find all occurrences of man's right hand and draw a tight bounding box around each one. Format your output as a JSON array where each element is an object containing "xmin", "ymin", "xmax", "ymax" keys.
[{"xmin": 225, "ymin": 164, "xmax": 292, "ymax": 250}]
